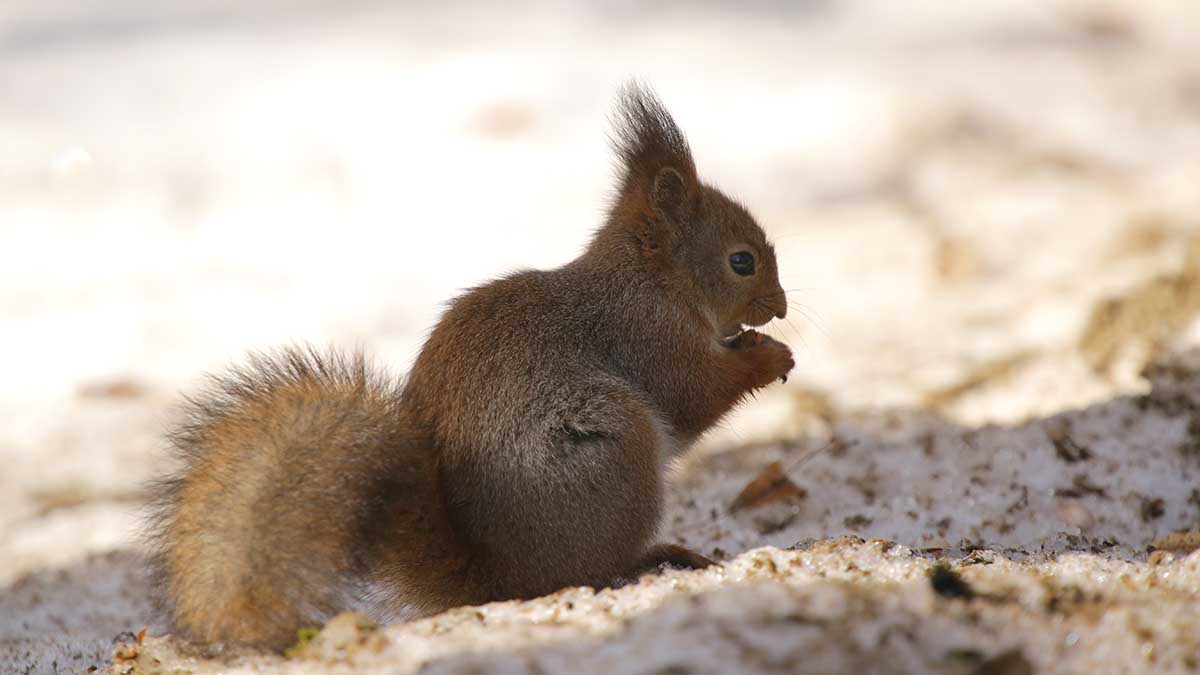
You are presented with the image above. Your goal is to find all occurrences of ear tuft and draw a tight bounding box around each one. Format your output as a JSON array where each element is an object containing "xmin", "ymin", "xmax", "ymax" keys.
[{"xmin": 608, "ymin": 83, "xmax": 698, "ymax": 225}]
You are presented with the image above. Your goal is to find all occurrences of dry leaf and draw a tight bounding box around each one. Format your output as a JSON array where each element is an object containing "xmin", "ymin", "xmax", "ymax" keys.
[
  {"xmin": 1151, "ymin": 530, "xmax": 1200, "ymax": 553},
  {"xmin": 730, "ymin": 461, "xmax": 805, "ymax": 512},
  {"xmin": 77, "ymin": 377, "xmax": 146, "ymax": 400}
]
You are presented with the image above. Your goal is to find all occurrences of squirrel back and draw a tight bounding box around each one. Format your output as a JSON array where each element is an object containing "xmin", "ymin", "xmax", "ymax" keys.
[{"xmin": 149, "ymin": 84, "xmax": 793, "ymax": 650}]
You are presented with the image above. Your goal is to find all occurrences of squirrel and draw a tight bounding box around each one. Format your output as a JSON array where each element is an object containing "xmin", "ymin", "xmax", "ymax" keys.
[{"xmin": 146, "ymin": 84, "xmax": 793, "ymax": 650}]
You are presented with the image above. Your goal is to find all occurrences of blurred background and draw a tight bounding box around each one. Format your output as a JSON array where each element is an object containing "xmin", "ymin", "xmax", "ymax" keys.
[{"xmin": 2, "ymin": 0, "xmax": 1200, "ymax": 670}]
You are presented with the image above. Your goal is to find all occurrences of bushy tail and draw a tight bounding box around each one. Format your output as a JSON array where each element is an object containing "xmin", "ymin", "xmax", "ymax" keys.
[{"xmin": 146, "ymin": 347, "xmax": 413, "ymax": 650}]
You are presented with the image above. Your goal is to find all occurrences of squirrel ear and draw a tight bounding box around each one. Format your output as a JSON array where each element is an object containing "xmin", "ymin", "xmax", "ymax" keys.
[
  {"xmin": 608, "ymin": 83, "xmax": 699, "ymax": 230},
  {"xmin": 651, "ymin": 167, "xmax": 687, "ymax": 218}
]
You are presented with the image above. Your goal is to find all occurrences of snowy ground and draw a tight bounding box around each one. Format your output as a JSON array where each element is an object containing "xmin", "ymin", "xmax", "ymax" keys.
[{"xmin": 2, "ymin": 1, "xmax": 1200, "ymax": 673}]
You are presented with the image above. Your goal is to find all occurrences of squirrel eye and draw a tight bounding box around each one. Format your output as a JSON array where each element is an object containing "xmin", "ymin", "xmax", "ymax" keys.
[{"xmin": 729, "ymin": 251, "xmax": 755, "ymax": 276}]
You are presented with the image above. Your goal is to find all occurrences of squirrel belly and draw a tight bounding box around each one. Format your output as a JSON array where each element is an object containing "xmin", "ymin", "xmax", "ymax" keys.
[{"xmin": 147, "ymin": 84, "xmax": 793, "ymax": 650}]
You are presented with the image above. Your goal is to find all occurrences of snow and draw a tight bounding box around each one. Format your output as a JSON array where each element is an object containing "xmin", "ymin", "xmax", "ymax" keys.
[{"xmin": 2, "ymin": 1, "xmax": 1200, "ymax": 673}]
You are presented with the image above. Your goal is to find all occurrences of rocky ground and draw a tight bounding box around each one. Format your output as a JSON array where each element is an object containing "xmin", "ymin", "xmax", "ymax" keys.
[{"xmin": 2, "ymin": 1, "xmax": 1200, "ymax": 673}]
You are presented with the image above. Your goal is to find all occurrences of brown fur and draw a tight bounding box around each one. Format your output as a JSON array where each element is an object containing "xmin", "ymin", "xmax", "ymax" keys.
[{"xmin": 148, "ymin": 83, "xmax": 792, "ymax": 650}]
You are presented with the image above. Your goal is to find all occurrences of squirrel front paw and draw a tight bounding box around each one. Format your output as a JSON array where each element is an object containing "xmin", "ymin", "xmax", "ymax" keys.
[{"xmin": 734, "ymin": 330, "xmax": 794, "ymax": 387}]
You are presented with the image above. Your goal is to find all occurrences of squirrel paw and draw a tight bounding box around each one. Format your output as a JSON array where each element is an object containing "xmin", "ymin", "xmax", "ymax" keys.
[{"xmin": 733, "ymin": 330, "xmax": 793, "ymax": 387}]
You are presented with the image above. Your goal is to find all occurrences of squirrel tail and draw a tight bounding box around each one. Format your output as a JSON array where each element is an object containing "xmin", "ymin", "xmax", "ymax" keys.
[{"xmin": 146, "ymin": 347, "xmax": 435, "ymax": 650}]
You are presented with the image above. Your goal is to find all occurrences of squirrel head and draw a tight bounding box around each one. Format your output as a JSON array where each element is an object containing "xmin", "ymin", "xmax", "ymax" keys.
[{"xmin": 599, "ymin": 83, "xmax": 787, "ymax": 341}]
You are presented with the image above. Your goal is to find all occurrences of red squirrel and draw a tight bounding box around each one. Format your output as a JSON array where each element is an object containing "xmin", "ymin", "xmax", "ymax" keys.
[{"xmin": 148, "ymin": 84, "xmax": 793, "ymax": 650}]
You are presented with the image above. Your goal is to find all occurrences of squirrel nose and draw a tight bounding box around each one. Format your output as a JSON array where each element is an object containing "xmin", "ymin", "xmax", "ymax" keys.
[{"xmin": 772, "ymin": 291, "xmax": 788, "ymax": 320}]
